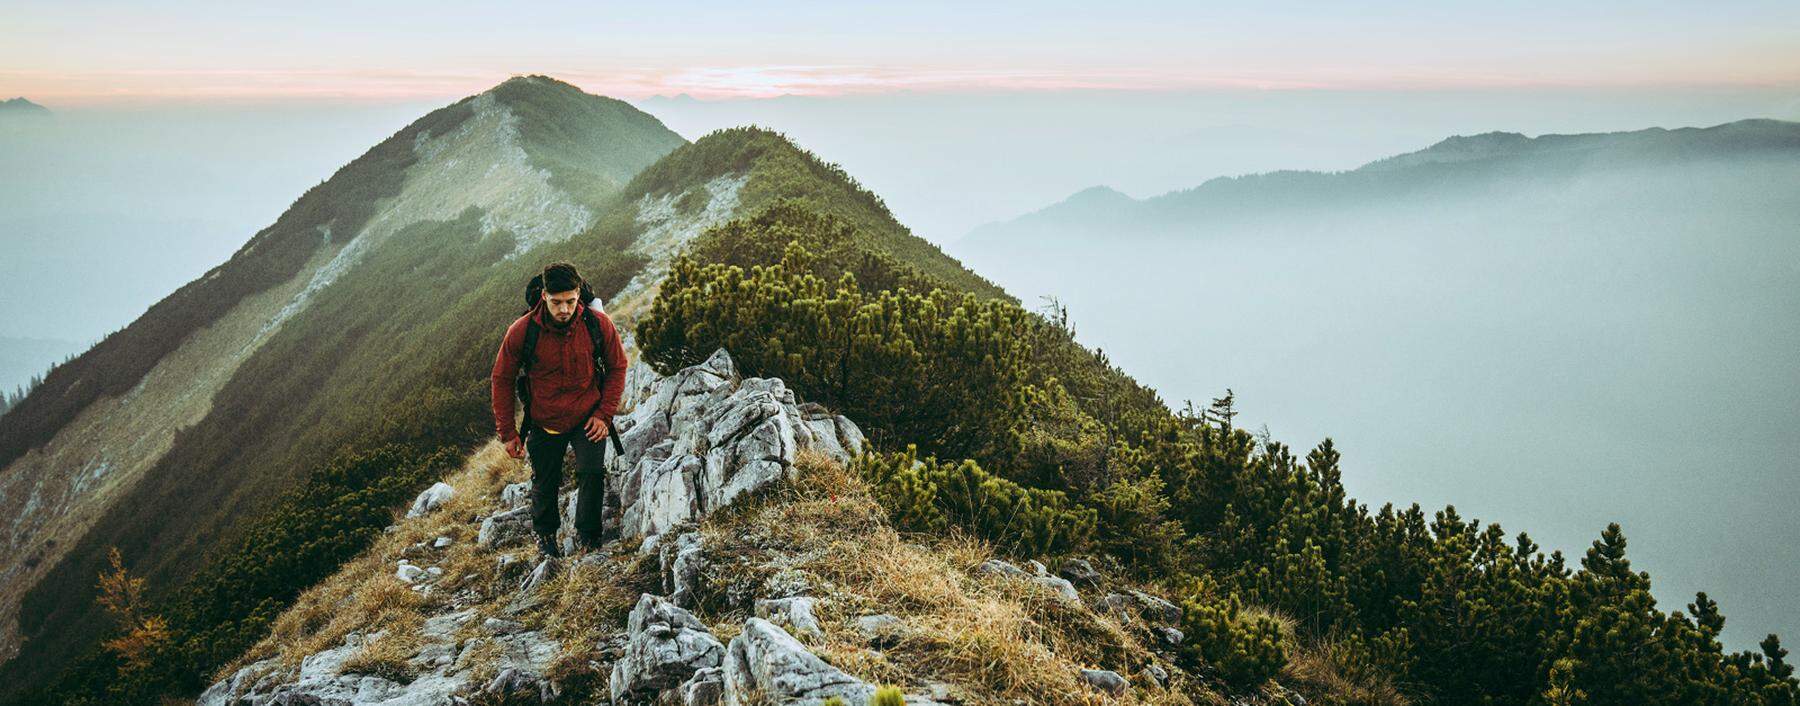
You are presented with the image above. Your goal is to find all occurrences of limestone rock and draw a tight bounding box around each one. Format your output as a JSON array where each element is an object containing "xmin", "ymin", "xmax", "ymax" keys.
[
  {"xmin": 1059, "ymin": 558, "xmax": 1103, "ymax": 587},
  {"xmin": 660, "ymin": 531, "xmax": 708, "ymax": 608},
  {"xmin": 755, "ymin": 596, "xmax": 824, "ymax": 642},
  {"xmin": 683, "ymin": 666, "xmax": 726, "ymax": 706},
  {"xmin": 723, "ymin": 618, "xmax": 872, "ymax": 705},
  {"xmin": 406, "ymin": 481, "xmax": 455, "ymax": 518},
  {"xmin": 1081, "ymin": 668, "xmax": 1128, "ymax": 696},
  {"xmin": 478, "ymin": 506, "xmax": 533, "ymax": 549},
  {"xmin": 611, "ymin": 594, "xmax": 726, "ymax": 704},
  {"xmin": 854, "ymin": 614, "xmax": 905, "ymax": 649},
  {"xmin": 611, "ymin": 350, "xmax": 867, "ymax": 552}
]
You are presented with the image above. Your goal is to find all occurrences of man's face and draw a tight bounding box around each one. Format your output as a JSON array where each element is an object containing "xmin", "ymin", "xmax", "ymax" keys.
[{"xmin": 544, "ymin": 288, "xmax": 580, "ymax": 324}]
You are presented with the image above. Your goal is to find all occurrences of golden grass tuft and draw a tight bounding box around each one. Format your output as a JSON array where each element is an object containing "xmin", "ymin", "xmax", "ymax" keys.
[
  {"xmin": 699, "ymin": 452, "xmax": 1203, "ymax": 706},
  {"xmin": 1282, "ymin": 638, "xmax": 1411, "ymax": 706}
]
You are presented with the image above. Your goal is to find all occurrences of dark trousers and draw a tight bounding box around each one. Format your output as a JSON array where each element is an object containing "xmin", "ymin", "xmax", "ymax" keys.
[{"xmin": 524, "ymin": 424, "xmax": 607, "ymax": 538}]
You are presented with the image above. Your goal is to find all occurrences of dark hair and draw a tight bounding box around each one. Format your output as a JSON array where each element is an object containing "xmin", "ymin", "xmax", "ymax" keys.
[{"xmin": 541, "ymin": 261, "xmax": 582, "ymax": 294}]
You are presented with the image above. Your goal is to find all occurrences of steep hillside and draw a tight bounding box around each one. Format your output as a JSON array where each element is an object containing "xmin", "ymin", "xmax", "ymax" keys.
[
  {"xmin": 192, "ymin": 159, "xmax": 1800, "ymax": 704},
  {"xmin": 0, "ymin": 75, "xmax": 685, "ymax": 698},
  {"xmin": 4, "ymin": 78, "xmax": 1008, "ymax": 704},
  {"xmin": 613, "ymin": 125, "xmax": 1012, "ymax": 309}
]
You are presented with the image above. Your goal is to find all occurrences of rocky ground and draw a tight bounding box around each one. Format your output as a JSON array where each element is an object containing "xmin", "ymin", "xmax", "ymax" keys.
[{"xmin": 199, "ymin": 350, "xmax": 1296, "ymax": 705}]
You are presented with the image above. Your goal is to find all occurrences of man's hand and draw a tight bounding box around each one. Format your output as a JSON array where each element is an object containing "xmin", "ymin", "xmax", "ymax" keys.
[
  {"xmin": 505, "ymin": 436, "xmax": 525, "ymax": 459},
  {"xmin": 583, "ymin": 416, "xmax": 610, "ymax": 443}
]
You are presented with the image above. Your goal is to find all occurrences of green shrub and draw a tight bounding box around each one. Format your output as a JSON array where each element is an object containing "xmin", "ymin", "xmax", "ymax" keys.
[
  {"xmin": 856, "ymin": 447, "xmax": 1094, "ymax": 556},
  {"xmin": 1180, "ymin": 580, "xmax": 1288, "ymax": 689}
]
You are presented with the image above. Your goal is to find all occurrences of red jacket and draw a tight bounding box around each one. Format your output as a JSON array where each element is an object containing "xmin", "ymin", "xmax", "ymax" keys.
[{"xmin": 491, "ymin": 302, "xmax": 628, "ymax": 442}]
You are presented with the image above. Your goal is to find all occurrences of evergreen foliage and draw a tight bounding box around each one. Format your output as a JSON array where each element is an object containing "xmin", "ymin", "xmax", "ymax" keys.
[
  {"xmin": 856, "ymin": 446, "xmax": 1095, "ymax": 556},
  {"xmin": 1178, "ymin": 578, "xmax": 1288, "ymax": 689}
]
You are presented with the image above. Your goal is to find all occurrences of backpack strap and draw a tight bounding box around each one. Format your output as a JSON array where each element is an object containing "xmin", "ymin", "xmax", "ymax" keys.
[
  {"xmin": 580, "ymin": 312, "xmax": 626, "ymax": 456},
  {"xmin": 515, "ymin": 317, "xmax": 542, "ymax": 439}
]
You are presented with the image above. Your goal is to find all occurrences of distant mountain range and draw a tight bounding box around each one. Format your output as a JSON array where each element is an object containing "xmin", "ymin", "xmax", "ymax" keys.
[{"xmin": 959, "ymin": 118, "xmax": 1800, "ymax": 247}]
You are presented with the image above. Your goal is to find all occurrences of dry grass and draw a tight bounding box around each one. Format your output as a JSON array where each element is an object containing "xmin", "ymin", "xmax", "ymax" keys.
[
  {"xmin": 692, "ymin": 449, "xmax": 1206, "ymax": 705},
  {"xmin": 1282, "ymin": 638, "xmax": 1410, "ymax": 706},
  {"xmin": 222, "ymin": 442, "xmax": 519, "ymax": 676},
  {"xmin": 215, "ymin": 439, "xmax": 1359, "ymax": 705}
]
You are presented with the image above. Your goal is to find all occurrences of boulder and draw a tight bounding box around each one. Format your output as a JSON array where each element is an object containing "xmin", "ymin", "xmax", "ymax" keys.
[
  {"xmin": 723, "ymin": 618, "xmax": 873, "ymax": 705},
  {"xmin": 976, "ymin": 558, "xmax": 1078, "ymax": 601},
  {"xmin": 854, "ymin": 614, "xmax": 905, "ymax": 649},
  {"xmin": 682, "ymin": 667, "xmax": 726, "ymax": 706},
  {"xmin": 660, "ymin": 531, "xmax": 708, "ymax": 608},
  {"xmin": 478, "ymin": 506, "xmax": 533, "ymax": 549},
  {"xmin": 611, "ymin": 594, "xmax": 726, "ymax": 704},
  {"xmin": 1058, "ymin": 558, "xmax": 1103, "ymax": 588},
  {"xmin": 1128, "ymin": 590, "xmax": 1183, "ymax": 626},
  {"xmin": 755, "ymin": 596, "xmax": 824, "ymax": 642},
  {"xmin": 1080, "ymin": 668, "xmax": 1128, "ymax": 696},
  {"xmin": 395, "ymin": 561, "xmax": 426, "ymax": 584},
  {"xmin": 611, "ymin": 350, "xmax": 868, "ymax": 551},
  {"xmin": 406, "ymin": 481, "xmax": 455, "ymax": 518}
]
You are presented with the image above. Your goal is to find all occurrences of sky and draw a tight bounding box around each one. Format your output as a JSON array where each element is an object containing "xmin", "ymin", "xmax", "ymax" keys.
[{"xmin": 4, "ymin": 1, "xmax": 1799, "ymax": 103}]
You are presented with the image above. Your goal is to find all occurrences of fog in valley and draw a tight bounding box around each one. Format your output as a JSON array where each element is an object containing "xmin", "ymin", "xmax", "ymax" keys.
[{"xmin": 951, "ymin": 145, "xmax": 1800, "ymax": 651}]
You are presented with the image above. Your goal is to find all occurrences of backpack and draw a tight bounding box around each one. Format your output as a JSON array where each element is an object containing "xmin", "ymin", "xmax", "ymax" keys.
[{"xmin": 516, "ymin": 274, "xmax": 624, "ymax": 455}]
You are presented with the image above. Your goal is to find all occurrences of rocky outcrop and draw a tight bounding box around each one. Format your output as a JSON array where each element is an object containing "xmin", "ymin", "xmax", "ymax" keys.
[
  {"xmin": 724, "ymin": 618, "xmax": 883, "ymax": 706},
  {"xmin": 609, "ymin": 348, "xmax": 865, "ymax": 551},
  {"xmin": 612, "ymin": 594, "xmax": 726, "ymax": 704},
  {"xmin": 198, "ymin": 610, "xmax": 561, "ymax": 706},
  {"xmin": 200, "ymin": 350, "xmax": 883, "ymax": 705}
]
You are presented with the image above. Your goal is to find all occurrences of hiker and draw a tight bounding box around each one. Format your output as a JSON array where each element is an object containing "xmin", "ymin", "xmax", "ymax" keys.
[{"xmin": 490, "ymin": 261, "xmax": 628, "ymax": 558}]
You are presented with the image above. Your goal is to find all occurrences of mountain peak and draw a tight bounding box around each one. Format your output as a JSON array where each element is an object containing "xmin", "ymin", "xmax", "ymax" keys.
[
  {"xmin": 0, "ymin": 97, "xmax": 49, "ymax": 116},
  {"xmin": 1064, "ymin": 185, "xmax": 1134, "ymax": 206}
]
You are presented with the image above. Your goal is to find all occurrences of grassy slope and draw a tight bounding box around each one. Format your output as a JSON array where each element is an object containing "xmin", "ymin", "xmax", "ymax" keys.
[
  {"xmin": 623, "ymin": 125, "xmax": 1014, "ymax": 303},
  {"xmin": 492, "ymin": 74, "xmax": 687, "ymax": 210},
  {"xmin": 0, "ymin": 97, "xmax": 476, "ymax": 472}
]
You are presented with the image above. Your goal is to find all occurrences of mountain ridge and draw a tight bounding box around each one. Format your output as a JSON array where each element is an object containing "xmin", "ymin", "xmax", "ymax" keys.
[
  {"xmin": 0, "ymin": 74, "xmax": 1006, "ymax": 703},
  {"xmin": 0, "ymin": 75, "xmax": 687, "ymax": 697}
]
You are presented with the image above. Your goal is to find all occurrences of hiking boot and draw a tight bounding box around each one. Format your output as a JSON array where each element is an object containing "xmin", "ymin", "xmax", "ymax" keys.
[
  {"xmin": 575, "ymin": 531, "xmax": 602, "ymax": 552},
  {"xmin": 535, "ymin": 532, "xmax": 563, "ymax": 559}
]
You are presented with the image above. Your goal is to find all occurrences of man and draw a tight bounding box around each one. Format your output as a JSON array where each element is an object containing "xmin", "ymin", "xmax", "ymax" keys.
[{"xmin": 491, "ymin": 262, "xmax": 628, "ymax": 558}]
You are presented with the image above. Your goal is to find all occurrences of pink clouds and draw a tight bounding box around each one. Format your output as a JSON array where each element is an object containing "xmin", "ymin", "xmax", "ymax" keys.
[{"xmin": 6, "ymin": 61, "xmax": 1797, "ymax": 105}]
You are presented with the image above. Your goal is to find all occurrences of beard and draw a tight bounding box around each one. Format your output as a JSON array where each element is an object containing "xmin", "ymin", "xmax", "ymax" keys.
[{"xmin": 547, "ymin": 305, "xmax": 576, "ymax": 328}]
